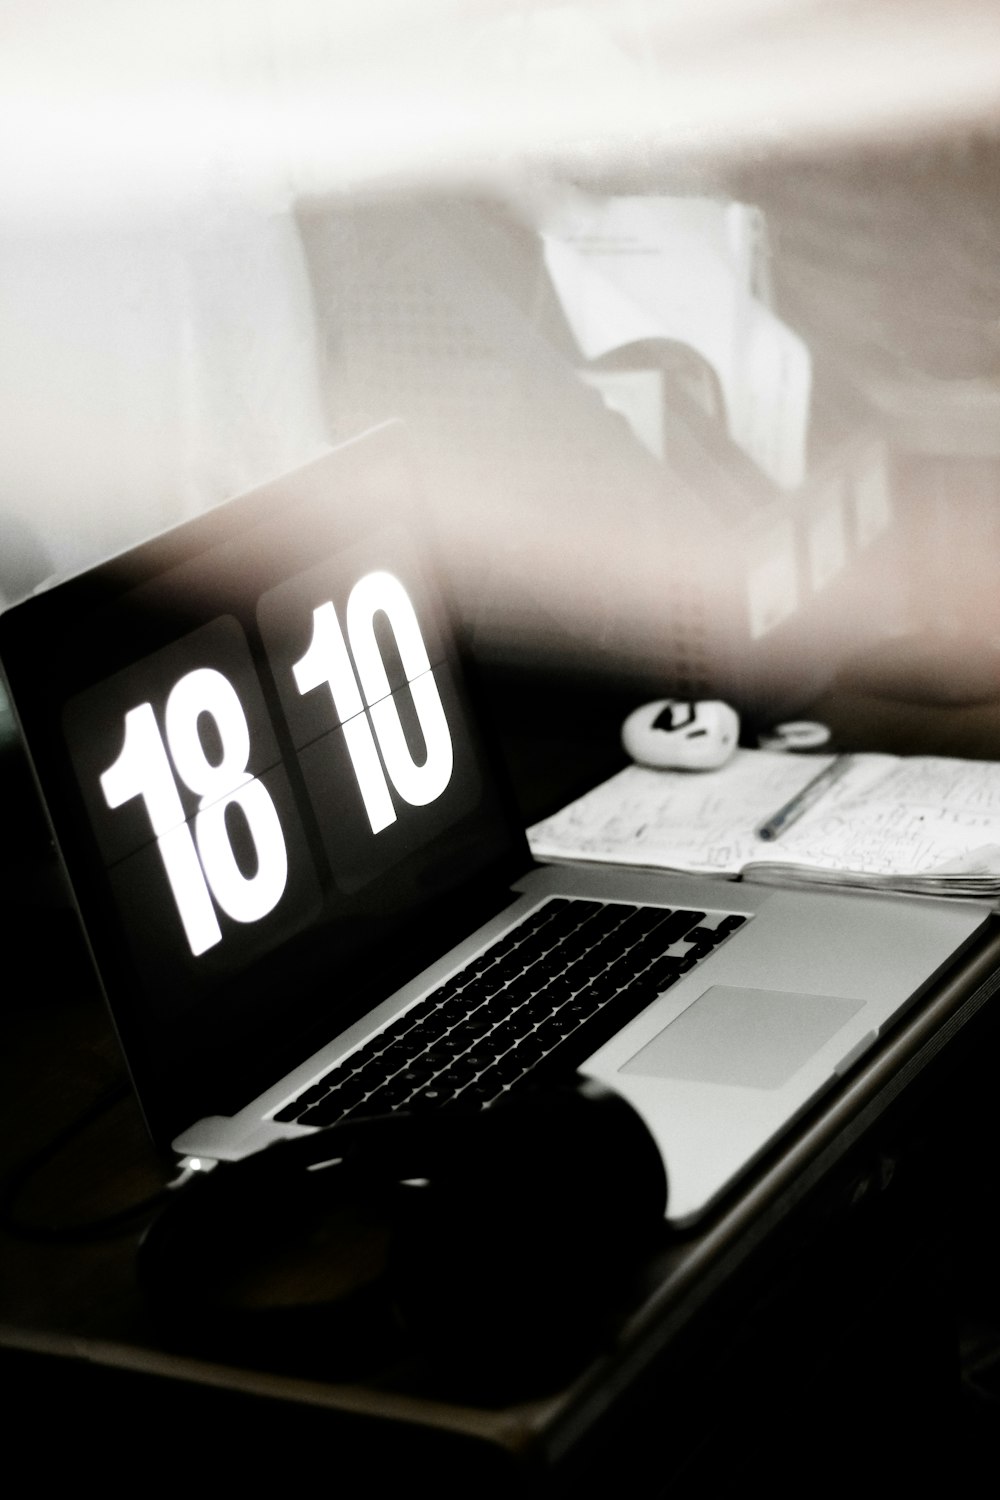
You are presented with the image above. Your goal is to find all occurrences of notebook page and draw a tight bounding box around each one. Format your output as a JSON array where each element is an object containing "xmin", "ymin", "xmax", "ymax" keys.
[
  {"xmin": 527, "ymin": 750, "xmax": 897, "ymax": 877},
  {"xmin": 766, "ymin": 755, "xmax": 1000, "ymax": 882}
]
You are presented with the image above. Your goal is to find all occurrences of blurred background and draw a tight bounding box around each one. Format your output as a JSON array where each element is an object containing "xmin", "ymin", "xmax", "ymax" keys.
[
  {"xmin": 5, "ymin": 5, "xmax": 1000, "ymax": 1461},
  {"xmin": 3, "ymin": 0, "xmax": 1000, "ymax": 733}
]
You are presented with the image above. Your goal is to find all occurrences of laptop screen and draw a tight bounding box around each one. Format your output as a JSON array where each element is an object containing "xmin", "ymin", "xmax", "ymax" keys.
[{"xmin": 0, "ymin": 423, "xmax": 527, "ymax": 1146}]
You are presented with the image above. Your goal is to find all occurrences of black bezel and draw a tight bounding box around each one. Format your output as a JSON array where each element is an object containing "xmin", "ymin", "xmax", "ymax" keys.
[{"xmin": 0, "ymin": 422, "xmax": 530, "ymax": 1148}]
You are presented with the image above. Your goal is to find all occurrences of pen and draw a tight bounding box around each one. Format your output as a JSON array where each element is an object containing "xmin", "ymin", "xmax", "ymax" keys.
[{"xmin": 755, "ymin": 754, "xmax": 853, "ymax": 842}]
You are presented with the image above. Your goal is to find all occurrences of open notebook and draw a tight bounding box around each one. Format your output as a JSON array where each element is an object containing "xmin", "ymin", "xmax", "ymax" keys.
[
  {"xmin": 528, "ymin": 749, "xmax": 1000, "ymax": 898},
  {"xmin": 0, "ymin": 421, "xmax": 993, "ymax": 1226}
]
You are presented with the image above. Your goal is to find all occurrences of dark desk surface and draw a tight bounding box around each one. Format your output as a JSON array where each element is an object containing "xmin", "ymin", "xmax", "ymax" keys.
[{"xmin": 3, "ymin": 680, "xmax": 1000, "ymax": 1492}]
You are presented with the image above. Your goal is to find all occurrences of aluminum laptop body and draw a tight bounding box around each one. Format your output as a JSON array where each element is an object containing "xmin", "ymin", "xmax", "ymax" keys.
[{"xmin": 0, "ymin": 421, "xmax": 992, "ymax": 1226}]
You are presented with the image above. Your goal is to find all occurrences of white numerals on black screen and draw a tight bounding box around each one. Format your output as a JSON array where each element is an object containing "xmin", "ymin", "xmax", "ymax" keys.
[
  {"xmin": 100, "ymin": 667, "xmax": 288, "ymax": 956},
  {"xmin": 292, "ymin": 571, "xmax": 453, "ymax": 833}
]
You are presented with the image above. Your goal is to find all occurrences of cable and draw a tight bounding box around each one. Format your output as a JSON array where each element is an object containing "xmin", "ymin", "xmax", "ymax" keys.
[{"xmin": 0, "ymin": 1080, "xmax": 171, "ymax": 1243}]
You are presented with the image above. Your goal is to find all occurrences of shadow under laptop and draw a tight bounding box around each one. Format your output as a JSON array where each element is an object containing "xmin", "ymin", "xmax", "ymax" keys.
[{"xmin": 136, "ymin": 1082, "xmax": 671, "ymax": 1405}]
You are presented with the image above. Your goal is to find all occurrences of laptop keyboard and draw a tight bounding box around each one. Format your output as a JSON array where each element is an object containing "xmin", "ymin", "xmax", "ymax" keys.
[{"xmin": 273, "ymin": 897, "xmax": 747, "ymax": 1129}]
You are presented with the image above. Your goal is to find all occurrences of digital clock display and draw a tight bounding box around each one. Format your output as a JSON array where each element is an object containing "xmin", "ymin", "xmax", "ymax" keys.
[
  {"xmin": 0, "ymin": 426, "xmax": 520, "ymax": 1142},
  {"xmin": 62, "ymin": 522, "xmax": 487, "ymax": 1013}
]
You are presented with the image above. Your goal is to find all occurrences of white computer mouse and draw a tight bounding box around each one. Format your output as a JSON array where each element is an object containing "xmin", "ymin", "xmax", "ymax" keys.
[{"xmin": 621, "ymin": 699, "xmax": 740, "ymax": 771}]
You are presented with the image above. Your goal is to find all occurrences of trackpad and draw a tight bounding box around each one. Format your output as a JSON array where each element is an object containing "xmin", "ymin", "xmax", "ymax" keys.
[{"xmin": 620, "ymin": 986, "xmax": 866, "ymax": 1090}]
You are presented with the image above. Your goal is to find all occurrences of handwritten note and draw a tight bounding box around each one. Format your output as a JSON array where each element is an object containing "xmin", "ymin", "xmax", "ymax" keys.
[{"xmin": 527, "ymin": 749, "xmax": 1000, "ymax": 895}]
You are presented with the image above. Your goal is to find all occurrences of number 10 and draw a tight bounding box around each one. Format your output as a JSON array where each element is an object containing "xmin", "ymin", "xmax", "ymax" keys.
[{"xmin": 292, "ymin": 570, "xmax": 453, "ymax": 833}]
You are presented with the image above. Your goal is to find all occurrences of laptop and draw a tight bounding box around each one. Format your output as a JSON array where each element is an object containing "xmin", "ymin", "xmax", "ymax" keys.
[{"xmin": 0, "ymin": 420, "xmax": 992, "ymax": 1227}]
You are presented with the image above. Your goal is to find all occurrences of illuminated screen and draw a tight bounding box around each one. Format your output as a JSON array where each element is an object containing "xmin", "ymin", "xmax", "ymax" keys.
[{"xmin": 0, "ymin": 426, "xmax": 524, "ymax": 1143}]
